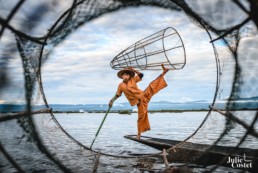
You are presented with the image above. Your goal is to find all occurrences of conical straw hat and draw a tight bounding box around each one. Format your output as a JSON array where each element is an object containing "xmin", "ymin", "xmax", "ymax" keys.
[{"xmin": 117, "ymin": 68, "xmax": 135, "ymax": 79}]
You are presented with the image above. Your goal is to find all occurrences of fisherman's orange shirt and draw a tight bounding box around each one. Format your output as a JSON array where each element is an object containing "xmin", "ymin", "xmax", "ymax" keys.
[{"xmin": 116, "ymin": 75, "xmax": 143, "ymax": 106}]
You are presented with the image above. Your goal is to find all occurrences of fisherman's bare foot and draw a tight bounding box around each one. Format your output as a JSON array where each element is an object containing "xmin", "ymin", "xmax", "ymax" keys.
[
  {"xmin": 137, "ymin": 133, "xmax": 141, "ymax": 140},
  {"xmin": 161, "ymin": 64, "xmax": 169, "ymax": 76}
]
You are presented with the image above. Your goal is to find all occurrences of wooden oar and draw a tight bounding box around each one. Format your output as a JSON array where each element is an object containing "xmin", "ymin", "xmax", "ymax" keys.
[{"xmin": 90, "ymin": 106, "xmax": 112, "ymax": 149}]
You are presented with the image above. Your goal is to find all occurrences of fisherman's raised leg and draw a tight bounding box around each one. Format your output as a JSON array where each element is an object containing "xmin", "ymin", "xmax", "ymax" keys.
[{"xmin": 144, "ymin": 64, "xmax": 169, "ymax": 102}]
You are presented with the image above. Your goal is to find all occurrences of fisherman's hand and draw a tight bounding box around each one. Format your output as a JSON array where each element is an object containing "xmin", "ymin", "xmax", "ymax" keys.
[
  {"xmin": 109, "ymin": 100, "xmax": 113, "ymax": 108},
  {"xmin": 128, "ymin": 67, "xmax": 140, "ymax": 74},
  {"xmin": 128, "ymin": 67, "xmax": 134, "ymax": 71}
]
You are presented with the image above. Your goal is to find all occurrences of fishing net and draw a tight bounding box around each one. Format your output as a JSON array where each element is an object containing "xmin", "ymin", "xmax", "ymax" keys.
[
  {"xmin": 110, "ymin": 27, "xmax": 186, "ymax": 70},
  {"xmin": 0, "ymin": 0, "xmax": 257, "ymax": 172}
]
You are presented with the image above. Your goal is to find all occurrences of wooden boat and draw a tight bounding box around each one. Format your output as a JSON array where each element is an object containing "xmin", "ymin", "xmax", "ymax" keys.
[{"xmin": 124, "ymin": 135, "xmax": 258, "ymax": 172}]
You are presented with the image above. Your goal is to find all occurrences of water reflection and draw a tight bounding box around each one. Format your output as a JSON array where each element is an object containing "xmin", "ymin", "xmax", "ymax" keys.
[{"xmin": 44, "ymin": 111, "xmax": 258, "ymax": 155}]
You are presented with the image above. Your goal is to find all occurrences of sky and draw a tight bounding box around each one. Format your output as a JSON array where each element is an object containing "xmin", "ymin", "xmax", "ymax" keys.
[{"xmin": 0, "ymin": 0, "xmax": 257, "ymax": 105}]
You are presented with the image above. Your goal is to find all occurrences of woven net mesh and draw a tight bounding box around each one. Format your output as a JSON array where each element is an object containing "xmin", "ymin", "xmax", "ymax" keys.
[{"xmin": 0, "ymin": 0, "xmax": 258, "ymax": 172}]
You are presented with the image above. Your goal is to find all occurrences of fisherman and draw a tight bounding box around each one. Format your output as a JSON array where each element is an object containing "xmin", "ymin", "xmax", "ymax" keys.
[{"xmin": 109, "ymin": 64, "xmax": 169, "ymax": 139}]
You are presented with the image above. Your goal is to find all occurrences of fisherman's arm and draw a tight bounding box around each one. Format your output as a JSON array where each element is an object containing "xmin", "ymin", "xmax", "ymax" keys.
[
  {"xmin": 109, "ymin": 94, "xmax": 120, "ymax": 108},
  {"xmin": 109, "ymin": 85, "xmax": 122, "ymax": 107}
]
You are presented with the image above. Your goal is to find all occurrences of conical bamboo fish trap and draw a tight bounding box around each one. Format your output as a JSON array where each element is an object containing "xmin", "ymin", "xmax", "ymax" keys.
[{"xmin": 110, "ymin": 27, "xmax": 186, "ymax": 70}]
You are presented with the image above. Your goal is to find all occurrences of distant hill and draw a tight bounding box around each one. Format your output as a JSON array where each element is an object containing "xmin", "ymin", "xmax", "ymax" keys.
[{"xmin": 1, "ymin": 98, "xmax": 257, "ymax": 113}]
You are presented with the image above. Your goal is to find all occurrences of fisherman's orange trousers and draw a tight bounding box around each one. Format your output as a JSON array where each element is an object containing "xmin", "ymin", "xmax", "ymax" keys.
[{"xmin": 137, "ymin": 75, "xmax": 167, "ymax": 134}]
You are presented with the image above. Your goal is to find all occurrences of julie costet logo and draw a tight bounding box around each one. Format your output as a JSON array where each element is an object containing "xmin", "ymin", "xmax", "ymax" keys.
[{"xmin": 227, "ymin": 154, "xmax": 252, "ymax": 169}]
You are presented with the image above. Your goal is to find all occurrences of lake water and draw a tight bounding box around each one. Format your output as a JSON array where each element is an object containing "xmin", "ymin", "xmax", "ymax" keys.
[
  {"xmin": 1, "ymin": 111, "xmax": 257, "ymax": 172},
  {"xmin": 48, "ymin": 111, "xmax": 258, "ymax": 154}
]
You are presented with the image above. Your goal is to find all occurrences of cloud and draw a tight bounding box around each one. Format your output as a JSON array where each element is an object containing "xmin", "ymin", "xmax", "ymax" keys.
[{"xmin": 1, "ymin": 4, "xmax": 234, "ymax": 104}]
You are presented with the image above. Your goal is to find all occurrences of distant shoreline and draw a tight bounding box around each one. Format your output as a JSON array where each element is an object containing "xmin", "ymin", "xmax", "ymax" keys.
[
  {"xmin": 52, "ymin": 109, "xmax": 209, "ymax": 114},
  {"xmin": 1, "ymin": 102, "xmax": 257, "ymax": 114},
  {"xmin": 1, "ymin": 109, "xmax": 208, "ymax": 114},
  {"xmin": 45, "ymin": 108, "xmax": 256, "ymax": 114},
  {"xmin": 1, "ymin": 107, "xmax": 257, "ymax": 114},
  {"xmin": 1, "ymin": 108, "xmax": 257, "ymax": 117}
]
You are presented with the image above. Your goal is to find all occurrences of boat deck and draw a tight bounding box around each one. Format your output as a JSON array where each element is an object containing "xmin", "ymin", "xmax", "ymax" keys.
[{"xmin": 124, "ymin": 135, "xmax": 258, "ymax": 171}]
